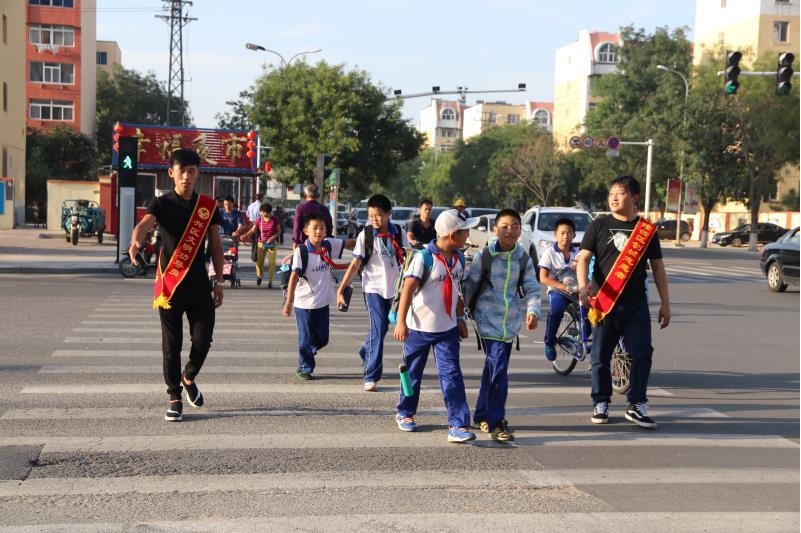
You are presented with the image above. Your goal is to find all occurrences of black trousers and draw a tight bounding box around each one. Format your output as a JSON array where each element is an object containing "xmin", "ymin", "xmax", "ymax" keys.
[{"xmin": 158, "ymin": 289, "xmax": 216, "ymax": 399}]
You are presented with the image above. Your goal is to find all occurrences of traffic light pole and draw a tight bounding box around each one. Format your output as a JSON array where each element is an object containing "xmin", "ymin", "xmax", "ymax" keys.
[{"xmin": 619, "ymin": 139, "xmax": 655, "ymax": 219}]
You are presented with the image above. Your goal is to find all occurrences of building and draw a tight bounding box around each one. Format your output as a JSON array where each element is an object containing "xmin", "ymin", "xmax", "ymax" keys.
[
  {"xmin": 525, "ymin": 101, "xmax": 554, "ymax": 133},
  {"xmin": 417, "ymin": 98, "xmax": 466, "ymax": 152},
  {"xmin": 462, "ymin": 100, "xmax": 526, "ymax": 140},
  {"xmin": 0, "ymin": 1, "xmax": 27, "ymax": 227},
  {"xmin": 693, "ymin": 0, "xmax": 799, "ymax": 64},
  {"xmin": 95, "ymin": 39, "xmax": 121, "ymax": 77},
  {"xmin": 26, "ymin": 0, "xmax": 96, "ymax": 137},
  {"xmin": 552, "ymin": 29, "xmax": 621, "ymax": 146}
]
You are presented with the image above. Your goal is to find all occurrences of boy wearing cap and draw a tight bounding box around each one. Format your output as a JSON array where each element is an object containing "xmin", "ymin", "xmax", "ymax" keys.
[{"xmin": 393, "ymin": 209, "xmax": 479, "ymax": 443}]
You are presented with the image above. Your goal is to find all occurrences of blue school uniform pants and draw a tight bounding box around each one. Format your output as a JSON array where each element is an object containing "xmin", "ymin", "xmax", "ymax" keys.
[
  {"xmin": 473, "ymin": 339, "xmax": 513, "ymax": 430},
  {"xmin": 295, "ymin": 306, "xmax": 329, "ymax": 373},
  {"xmin": 396, "ymin": 327, "xmax": 470, "ymax": 428},
  {"xmin": 358, "ymin": 292, "xmax": 392, "ymax": 384}
]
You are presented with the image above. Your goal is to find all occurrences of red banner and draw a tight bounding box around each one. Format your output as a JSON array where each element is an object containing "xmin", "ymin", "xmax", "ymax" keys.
[{"xmin": 117, "ymin": 123, "xmax": 255, "ymax": 172}]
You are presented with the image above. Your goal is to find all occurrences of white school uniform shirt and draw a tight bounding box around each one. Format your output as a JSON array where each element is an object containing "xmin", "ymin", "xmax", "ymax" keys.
[
  {"xmin": 352, "ymin": 228, "xmax": 403, "ymax": 299},
  {"xmin": 538, "ymin": 243, "xmax": 580, "ymax": 293},
  {"xmin": 246, "ymin": 200, "xmax": 261, "ymax": 223},
  {"xmin": 404, "ymin": 243, "xmax": 464, "ymax": 333},
  {"xmin": 292, "ymin": 238, "xmax": 345, "ymax": 310}
]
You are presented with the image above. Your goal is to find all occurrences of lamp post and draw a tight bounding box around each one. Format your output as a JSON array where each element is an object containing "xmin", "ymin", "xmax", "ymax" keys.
[
  {"xmin": 657, "ymin": 64, "xmax": 690, "ymax": 246},
  {"xmin": 245, "ymin": 43, "xmax": 322, "ymax": 67}
]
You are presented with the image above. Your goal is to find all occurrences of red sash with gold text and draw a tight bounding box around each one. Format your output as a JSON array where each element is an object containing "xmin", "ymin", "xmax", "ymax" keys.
[
  {"xmin": 587, "ymin": 218, "xmax": 657, "ymax": 326},
  {"xmin": 153, "ymin": 194, "xmax": 216, "ymax": 310}
]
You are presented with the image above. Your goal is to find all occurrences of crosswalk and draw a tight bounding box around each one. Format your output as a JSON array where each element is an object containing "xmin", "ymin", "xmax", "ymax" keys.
[
  {"xmin": 662, "ymin": 257, "xmax": 762, "ymax": 284},
  {"xmin": 0, "ymin": 277, "xmax": 797, "ymax": 531}
]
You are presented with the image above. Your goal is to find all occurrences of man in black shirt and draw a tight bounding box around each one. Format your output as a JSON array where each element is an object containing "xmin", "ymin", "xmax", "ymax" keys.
[
  {"xmin": 129, "ymin": 149, "xmax": 225, "ymax": 422},
  {"xmin": 406, "ymin": 199, "xmax": 436, "ymax": 250},
  {"xmin": 576, "ymin": 175, "xmax": 671, "ymax": 429}
]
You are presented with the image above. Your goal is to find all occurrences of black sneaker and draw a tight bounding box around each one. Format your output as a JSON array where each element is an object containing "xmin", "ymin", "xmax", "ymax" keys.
[
  {"xmin": 625, "ymin": 402, "xmax": 657, "ymax": 429},
  {"xmin": 182, "ymin": 374, "xmax": 203, "ymax": 407},
  {"xmin": 256, "ymin": 277, "xmax": 262, "ymax": 286},
  {"xmin": 591, "ymin": 402, "xmax": 609, "ymax": 424},
  {"xmin": 296, "ymin": 369, "xmax": 312, "ymax": 381},
  {"xmin": 165, "ymin": 400, "xmax": 183, "ymax": 422}
]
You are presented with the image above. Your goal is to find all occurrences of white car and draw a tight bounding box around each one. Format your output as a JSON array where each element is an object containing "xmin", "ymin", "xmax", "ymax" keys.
[
  {"xmin": 465, "ymin": 214, "xmax": 497, "ymax": 262},
  {"xmin": 389, "ymin": 207, "xmax": 414, "ymax": 232},
  {"xmin": 519, "ymin": 206, "xmax": 594, "ymax": 264}
]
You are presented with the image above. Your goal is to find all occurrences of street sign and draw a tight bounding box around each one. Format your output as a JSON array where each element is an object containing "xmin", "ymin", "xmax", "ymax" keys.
[
  {"xmin": 606, "ymin": 149, "xmax": 619, "ymax": 158},
  {"xmin": 608, "ymin": 136, "xmax": 620, "ymax": 150},
  {"xmin": 594, "ymin": 137, "xmax": 607, "ymax": 149},
  {"xmin": 581, "ymin": 136, "xmax": 594, "ymax": 149},
  {"xmin": 666, "ymin": 179, "xmax": 682, "ymax": 212},
  {"xmin": 569, "ymin": 136, "xmax": 581, "ymax": 149}
]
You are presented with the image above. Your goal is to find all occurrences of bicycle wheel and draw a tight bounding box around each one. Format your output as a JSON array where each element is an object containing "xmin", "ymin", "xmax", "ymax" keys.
[
  {"xmin": 552, "ymin": 304, "xmax": 580, "ymax": 376},
  {"xmin": 611, "ymin": 342, "xmax": 632, "ymax": 395},
  {"xmin": 119, "ymin": 257, "xmax": 138, "ymax": 278}
]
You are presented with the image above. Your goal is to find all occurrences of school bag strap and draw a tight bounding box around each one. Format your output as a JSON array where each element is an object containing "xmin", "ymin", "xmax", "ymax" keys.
[{"xmin": 361, "ymin": 224, "xmax": 406, "ymax": 273}]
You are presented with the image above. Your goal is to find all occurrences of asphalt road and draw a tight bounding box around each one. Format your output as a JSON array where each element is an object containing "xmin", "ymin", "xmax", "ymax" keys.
[{"xmin": 0, "ymin": 246, "xmax": 797, "ymax": 532}]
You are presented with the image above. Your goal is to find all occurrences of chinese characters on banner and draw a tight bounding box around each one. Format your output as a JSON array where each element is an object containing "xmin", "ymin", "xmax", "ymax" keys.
[{"xmin": 665, "ymin": 179, "xmax": 682, "ymax": 212}]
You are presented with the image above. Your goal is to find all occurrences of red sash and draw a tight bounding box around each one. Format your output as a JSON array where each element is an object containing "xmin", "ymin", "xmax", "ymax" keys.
[
  {"xmin": 153, "ymin": 194, "xmax": 217, "ymax": 310},
  {"xmin": 587, "ymin": 218, "xmax": 657, "ymax": 326}
]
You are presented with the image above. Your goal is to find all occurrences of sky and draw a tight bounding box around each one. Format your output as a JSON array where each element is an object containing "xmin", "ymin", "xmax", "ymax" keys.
[{"xmin": 96, "ymin": 0, "xmax": 697, "ymax": 128}]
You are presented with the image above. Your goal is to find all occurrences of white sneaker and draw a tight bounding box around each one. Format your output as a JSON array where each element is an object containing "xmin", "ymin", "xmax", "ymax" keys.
[{"xmin": 364, "ymin": 381, "xmax": 377, "ymax": 392}]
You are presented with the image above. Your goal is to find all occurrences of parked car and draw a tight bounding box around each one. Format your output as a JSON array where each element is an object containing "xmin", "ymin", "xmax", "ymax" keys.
[
  {"xmin": 406, "ymin": 206, "xmax": 449, "ymax": 225},
  {"xmin": 347, "ymin": 208, "xmax": 369, "ymax": 237},
  {"xmin": 655, "ymin": 219, "xmax": 691, "ymax": 241},
  {"xmin": 467, "ymin": 207, "xmax": 499, "ymax": 218},
  {"xmin": 519, "ymin": 206, "xmax": 594, "ymax": 264},
  {"xmin": 759, "ymin": 227, "xmax": 799, "ymax": 292},
  {"xmin": 712, "ymin": 223, "xmax": 786, "ymax": 247},
  {"xmin": 335, "ymin": 213, "xmax": 349, "ymax": 236},
  {"xmin": 390, "ymin": 207, "xmax": 414, "ymax": 231},
  {"xmin": 465, "ymin": 214, "xmax": 497, "ymax": 262}
]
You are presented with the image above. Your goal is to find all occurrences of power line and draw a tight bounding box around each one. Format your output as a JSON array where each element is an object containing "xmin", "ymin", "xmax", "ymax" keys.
[{"xmin": 155, "ymin": 0, "xmax": 196, "ymax": 127}]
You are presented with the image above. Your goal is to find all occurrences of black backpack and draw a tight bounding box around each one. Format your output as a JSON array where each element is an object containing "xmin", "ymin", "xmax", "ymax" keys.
[{"xmin": 280, "ymin": 240, "xmax": 332, "ymax": 290}]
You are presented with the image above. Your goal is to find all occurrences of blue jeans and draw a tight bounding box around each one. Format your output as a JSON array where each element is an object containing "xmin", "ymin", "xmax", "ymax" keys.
[
  {"xmin": 295, "ymin": 306, "xmax": 329, "ymax": 373},
  {"xmin": 590, "ymin": 296, "xmax": 653, "ymax": 405},
  {"xmin": 396, "ymin": 328, "xmax": 470, "ymax": 428},
  {"xmin": 473, "ymin": 339, "xmax": 512, "ymax": 430},
  {"xmin": 544, "ymin": 291, "xmax": 570, "ymax": 346},
  {"xmin": 358, "ymin": 292, "xmax": 391, "ymax": 384}
]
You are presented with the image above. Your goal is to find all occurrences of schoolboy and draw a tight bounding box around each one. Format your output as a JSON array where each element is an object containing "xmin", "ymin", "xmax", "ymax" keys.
[
  {"xmin": 337, "ymin": 194, "xmax": 405, "ymax": 391},
  {"xmin": 242, "ymin": 202, "xmax": 280, "ymax": 287},
  {"xmin": 576, "ymin": 175, "xmax": 671, "ymax": 428},
  {"xmin": 538, "ymin": 218, "xmax": 582, "ymax": 361},
  {"xmin": 393, "ymin": 209, "xmax": 479, "ymax": 443},
  {"xmin": 282, "ymin": 212, "xmax": 355, "ymax": 380},
  {"xmin": 463, "ymin": 209, "xmax": 541, "ymax": 442}
]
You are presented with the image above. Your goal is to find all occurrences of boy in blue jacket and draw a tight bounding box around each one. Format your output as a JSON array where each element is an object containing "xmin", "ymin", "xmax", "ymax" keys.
[{"xmin": 463, "ymin": 209, "xmax": 541, "ymax": 441}]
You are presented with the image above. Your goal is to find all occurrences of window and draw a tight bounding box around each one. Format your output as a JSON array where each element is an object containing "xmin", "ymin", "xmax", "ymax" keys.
[
  {"xmin": 506, "ymin": 114, "xmax": 520, "ymax": 125},
  {"xmin": 29, "ymin": 61, "xmax": 74, "ymax": 84},
  {"xmin": 28, "ymin": 24, "xmax": 74, "ymax": 46},
  {"xmin": 597, "ymin": 42, "xmax": 618, "ymax": 63},
  {"xmin": 774, "ymin": 21, "xmax": 789, "ymax": 43},
  {"xmin": 97, "ymin": 51, "xmax": 108, "ymax": 65},
  {"xmin": 29, "ymin": 0, "xmax": 74, "ymax": 7},
  {"xmin": 2, "ymin": 82, "xmax": 7, "ymax": 112},
  {"xmin": 487, "ymin": 112, "xmax": 497, "ymax": 124},
  {"xmin": 440, "ymin": 108, "xmax": 456, "ymax": 121},
  {"xmin": 533, "ymin": 109, "xmax": 550, "ymax": 128},
  {"xmin": 29, "ymin": 99, "xmax": 74, "ymax": 121}
]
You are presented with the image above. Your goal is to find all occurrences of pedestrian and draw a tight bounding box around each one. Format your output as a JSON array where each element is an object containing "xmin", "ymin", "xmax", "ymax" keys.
[
  {"xmin": 538, "ymin": 218, "xmax": 583, "ymax": 362},
  {"xmin": 282, "ymin": 212, "xmax": 356, "ymax": 380},
  {"xmin": 392, "ymin": 208, "xmax": 479, "ymax": 443},
  {"xmin": 274, "ymin": 206, "xmax": 286, "ymax": 245},
  {"xmin": 576, "ymin": 175, "xmax": 671, "ymax": 429},
  {"xmin": 218, "ymin": 196, "xmax": 244, "ymax": 239},
  {"xmin": 242, "ymin": 202, "xmax": 280, "ymax": 288},
  {"xmin": 128, "ymin": 148, "xmax": 225, "ymax": 422},
  {"xmin": 463, "ymin": 208, "xmax": 541, "ymax": 442},
  {"xmin": 246, "ymin": 192, "xmax": 265, "ymax": 262},
  {"xmin": 406, "ymin": 199, "xmax": 437, "ymax": 250},
  {"xmin": 337, "ymin": 194, "xmax": 405, "ymax": 392},
  {"xmin": 453, "ymin": 198, "xmax": 467, "ymax": 214},
  {"xmin": 292, "ymin": 184, "xmax": 333, "ymax": 248}
]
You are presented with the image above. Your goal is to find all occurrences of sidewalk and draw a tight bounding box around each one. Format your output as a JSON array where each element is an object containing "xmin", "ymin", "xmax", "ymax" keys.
[{"xmin": 0, "ymin": 227, "xmax": 295, "ymax": 274}]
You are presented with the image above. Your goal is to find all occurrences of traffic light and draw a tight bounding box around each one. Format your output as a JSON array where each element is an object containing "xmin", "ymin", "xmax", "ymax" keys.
[
  {"xmin": 776, "ymin": 52, "xmax": 795, "ymax": 96},
  {"xmin": 117, "ymin": 136, "xmax": 138, "ymax": 188},
  {"xmin": 724, "ymin": 51, "xmax": 742, "ymax": 95}
]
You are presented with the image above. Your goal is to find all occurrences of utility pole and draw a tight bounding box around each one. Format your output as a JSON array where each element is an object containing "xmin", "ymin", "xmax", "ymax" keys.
[{"xmin": 156, "ymin": 0, "xmax": 196, "ymax": 126}]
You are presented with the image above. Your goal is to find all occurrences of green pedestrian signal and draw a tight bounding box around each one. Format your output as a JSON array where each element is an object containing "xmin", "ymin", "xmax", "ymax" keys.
[
  {"xmin": 122, "ymin": 155, "xmax": 133, "ymax": 170},
  {"xmin": 776, "ymin": 52, "xmax": 795, "ymax": 96},
  {"xmin": 724, "ymin": 50, "xmax": 742, "ymax": 95}
]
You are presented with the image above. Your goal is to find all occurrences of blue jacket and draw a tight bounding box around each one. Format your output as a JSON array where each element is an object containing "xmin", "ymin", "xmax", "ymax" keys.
[{"xmin": 463, "ymin": 238, "xmax": 541, "ymax": 342}]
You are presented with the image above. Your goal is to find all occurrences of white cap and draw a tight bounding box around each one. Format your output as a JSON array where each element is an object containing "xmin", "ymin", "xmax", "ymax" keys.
[{"xmin": 435, "ymin": 208, "xmax": 480, "ymax": 237}]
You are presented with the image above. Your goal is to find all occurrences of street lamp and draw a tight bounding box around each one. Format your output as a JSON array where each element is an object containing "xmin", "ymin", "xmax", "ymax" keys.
[
  {"xmin": 245, "ymin": 42, "xmax": 322, "ymax": 67},
  {"xmin": 657, "ymin": 64, "xmax": 690, "ymax": 247}
]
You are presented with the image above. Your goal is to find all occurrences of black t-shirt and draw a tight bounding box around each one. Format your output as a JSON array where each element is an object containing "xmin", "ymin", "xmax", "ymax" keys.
[
  {"xmin": 580, "ymin": 215, "xmax": 662, "ymax": 304},
  {"xmin": 147, "ymin": 191, "xmax": 221, "ymax": 296},
  {"xmin": 408, "ymin": 219, "xmax": 436, "ymax": 246}
]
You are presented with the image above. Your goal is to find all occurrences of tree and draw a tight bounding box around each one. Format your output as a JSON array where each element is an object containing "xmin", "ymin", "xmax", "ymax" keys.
[
  {"xmin": 495, "ymin": 131, "xmax": 564, "ymax": 206},
  {"xmin": 95, "ymin": 65, "xmax": 191, "ymax": 167},
  {"xmin": 215, "ymin": 88, "xmax": 253, "ymax": 130},
  {"xmin": 247, "ymin": 61, "xmax": 423, "ymax": 197},
  {"xmin": 26, "ymin": 125, "xmax": 96, "ymax": 209}
]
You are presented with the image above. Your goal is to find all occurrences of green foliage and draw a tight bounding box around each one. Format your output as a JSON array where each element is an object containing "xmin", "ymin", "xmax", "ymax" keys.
[
  {"xmin": 779, "ymin": 188, "xmax": 800, "ymax": 211},
  {"xmin": 246, "ymin": 61, "xmax": 423, "ymax": 197},
  {"xmin": 215, "ymin": 88, "xmax": 253, "ymax": 131},
  {"xmin": 95, "ymin": 65, "xmax": 192, "ymax": 167},
  {"xmin": 26, "ymin": 125, "xmax": 96, "ymax": 207}
]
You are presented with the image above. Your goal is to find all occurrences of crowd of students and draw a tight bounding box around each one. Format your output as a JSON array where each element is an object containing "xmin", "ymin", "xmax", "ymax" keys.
[{"xmin": 130, "ymin": 148, "xmax": 671, "ymax": 439}]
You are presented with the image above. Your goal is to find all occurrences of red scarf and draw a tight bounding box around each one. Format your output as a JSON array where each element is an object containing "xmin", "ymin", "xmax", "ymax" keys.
[
  {"xmin": 376, "ymin": 232, "xmax": 404, "ymax": 264},
  {"xmin": 433, "ymin": 252, "xmax": 456, "ymax": 318},
  {"xmin": 312, "ymin": 245, "xmax": 348, "ymax": 270}
]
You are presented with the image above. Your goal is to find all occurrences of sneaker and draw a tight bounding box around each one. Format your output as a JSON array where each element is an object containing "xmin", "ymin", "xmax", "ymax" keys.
[
  {"xmin": 491, "ymin": 426, "xmax": 515, "ymax": 442},
  {"xmin": 165, "ymin": 400, "xmax": 183, "ymax": 422},
  {"xmin": 591, "ymin": 402, "xmax": 609, "ymax": 424},
  {"xmin": 364, "ymin": 381, "xmax": 377, "ymax": 392},
  {"xmin": 498, "ymin": 419, "xmax": 513, "ymax": 434},
  {"xmin": 182, "ymin": 374, "xmax": 203, "ymax": 407},
  {"xmin": 447, "ymin": 427, "xmax": 477, "ymax": 443},
  {"xmin": 625, "ymin": 402, "xmax": 657, "ymax": 429},
  {"xmin": 267, "ymin": 282, "xmax": 273, "ymax": 289},
  {"xmin": 545, "ymin": 344, "xmax": 557, "ymax": 361},
  {"xmin": 395, "ymin": 414, "xmax": 417, "ymax": 432},
  {"xmin": 473, "ymin": 419, "xmax": 489, "ymax": 433},
  {"xmin": 256, "ymin": 277, "xmax": 262, "ymax": 286},
  {"xmin": 295, "ymin": 369, "xmax": 312, "ymax": 381}
]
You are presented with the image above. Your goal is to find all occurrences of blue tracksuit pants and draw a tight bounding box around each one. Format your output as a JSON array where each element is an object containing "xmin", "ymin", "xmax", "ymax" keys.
[
  {"xmin": 358, "ymin": 292, "xmax": 391, "ymax": 384},
  {"xmin": 295, "ymin": 306, "xmax": 329, "ymax": 373},
  {"xmin": 544, "ymin": 291, "xmax": 571, "ymax": 346},
  {"xmin": 473, "ymin": 339, "xmax": 513, "ymax": 430},
  {"xmin": 396, "ymin": 327, "xmax": 470, "ymax": 428}
]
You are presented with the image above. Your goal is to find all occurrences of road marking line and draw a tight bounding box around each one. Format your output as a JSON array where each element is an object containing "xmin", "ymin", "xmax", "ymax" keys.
[{"xmin": 49, "ymin": 349, "xmax": 534, "ymax": 360}]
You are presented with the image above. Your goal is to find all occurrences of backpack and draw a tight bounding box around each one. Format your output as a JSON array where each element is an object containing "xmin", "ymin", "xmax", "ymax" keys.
[
  {"xmin": 280, "ymin": 240, "xmax": 332, "ymax": 291},
  {"xmin": 388, "ymin": 247, "xmax": 465, "ymax": 325},
  {"xmin": 361, "ymin": 224, "xmax": 405, "ymax": 273}
]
